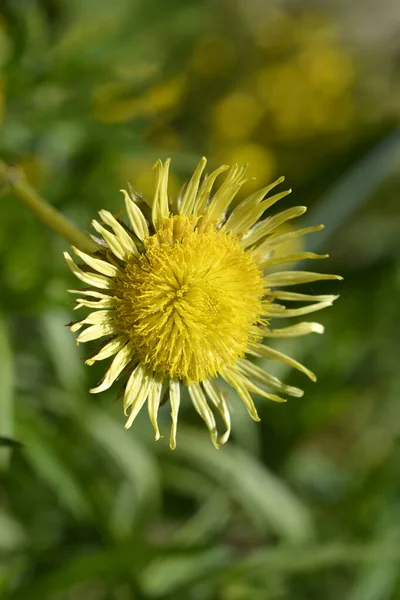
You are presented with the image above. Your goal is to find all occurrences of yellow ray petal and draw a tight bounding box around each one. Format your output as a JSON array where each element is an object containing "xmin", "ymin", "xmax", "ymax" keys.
[
  {"xmin": 86, "ymin": 335, "xmax": 129, "ymax": 366},
  {"xmin": 147, "ymin": 375, "xmax": 163, "ymax": 440},
  {"xmin": 179, "ymin": 157, "xmax": 207, "ymax": 216},
  {"xmin": 201, "ymin": 164, "xmax": 248, "ymax": 226},
  {"xmin": 64, "ymin": 252, "xmax": 114, "ymax": 290},
  {"xmin": 99, "ymin": 210, "xmax": 139, "ymax": 258},
  {"xmin": 259, "ymin": 252, "xmax": 328, "ymax": 269},
  {"xmin": 91, "ymin": 220, "xmax": 127, "ymax": 261},
  {"xmin": 71, "ymin": 246, "xmax": 121, "ymax": 277},
  {"xmin": 267, "ymin": 291, "xmax": 337, "ymax": 302},
  {"xmin": 236, "ymin": 358, "xmax": 304, "ymax": 397},
  {"xmin": 169, "ymin": 379, "xmax": 181, "ymax": 450},
  {"xmin": 74, "ymin": 296, "xmax": 118, "ymax": 310},
  {"xmin": 229, "ymin": 368, "xmax": 287, "ymax": 403},
  {"xmin": 257, "ymin": 224, "xmax": 324, "ymax": 254},
  {"xmin": 90, "ymin": 343, "xmax": 135, "ymax": 393},
  {"xmin": 259, "ymin": 322, "xmax": 324, "ymax": 338},
  {"xmin": 188, "ymin": 384, "xmax": 219, "ymax": 449},
  {"xmin": 192, "ymin": 164, "xmax": 229, "ymax": 215},
  {"xmin": 243, "ymin": 206, "xmax": 307, "ymax": 247},
  {"xmin": 68, "ymin": 289, "xmax": 110, "ymax": 298},
  {"xmin": 264, "ymin": 271, "xmax": 343, "ymax": 287},
  {"xmin": 124, "ymin": 365, "xmax": 153, "ymax": 428},
  {"xmin": 120, "ymin": 189, "xmax": 149, "ymax": 241},
  {"xmin": 225, "ymin": 176, "xmax": 287, "ymax": 235},
  {"xmin": 76, "ymin": 322, "xmax": 115, "ymax": 343},
  {"xmin": 152, "ymin": 159, "xmax": 170, "ymax": 229},
  {"xmin": 202, "ymin": 379, "xmax": 231, "ymax": 445},
  {"xmin": 266, "ymin": 297, "xmax": 339, "ymax": 318},
  {"xmin": 220, "ymin": 367, "xmax": 261, "ymax": 422},
  {"xmin": 250, "ymin": 345, "xmax": 316, "ymax": 382}
]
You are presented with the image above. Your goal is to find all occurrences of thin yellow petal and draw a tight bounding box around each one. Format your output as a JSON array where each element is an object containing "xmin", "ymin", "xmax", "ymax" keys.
[
  {"xmin": 99, "ymin": 210, "xmax": 139, "ymax": 258},
  {"xmin": 147, "ymin": 375, "xmax": 163, "ymax": 441},
  {"xmin": 243, "ymin": 206, "xmax": 307, "ymax": 247},
  {"xmin": 120, "ymin": 189, "xmax": 149, "ymax": 241},
  {"xmin": 267, "ymin": 291, "xmax": 337, "ymax": 302},
  {"xmin": 78, "ymin": 309, "xmax": 113, "ymax": 325},
  {"xmin": 192, "ymin": 164, "xmax": 229, "ymax": 215},
  {"xmin": 86, "ymin": 335, "xmax": 129, "ymax": 366},
  {"xmin": 179, "ymin": 157, "xmax": 207, "ymax": 216},
  {"xmin": 220, "ymin": 367, "xmax": 261, "ymax": 422},
  {"xmin": 188, "ymin": 384, "xmax": 219, "ymax": 449},
  {"xmin": 236, "ymin": 358, "xmax": 304, "ymax": 397},
  {"xmin": 259, "ymin": 322, "xmax": 324, "ymax": 338},
  {"xmin": 225, "ymin": 176, "xmax": 287, "ymax": 235},
  {"xmin": 169, "ymin": 379, "xmax": 181, "ymax": 450},
  {"xmin": 152, "ymin": 159, "xmax": 170, "ymax": 229},
  {"xmin": 266, "ymin": 298, "xmax": 339, "ymax": 318},
  {"xmin": 67, "ymin": 289, "xmax": 110, "ymax": 299},
  {"xmin": 71, "ymin": 246, "xmax": 121, "ymax": 277},
  {"xmin": 64, "ymin": 252, "xmax": 114, "ymax": 290},
  {"xmin": 230, "ymin": 368, "xmax": 287, "ymax": 403},
  {"xmin": 124, "ymin": 365, "xmax": 152, "ymax": 428},
  {"xmin": 71, "ymin": 310, "xmax": 113, "ymax": 332},
  {"xmin": 257, "ymin": 224, "xmax": 324, "ymax": 254},
  {"xmin": 202, "ymin": 164, "xmax": 248, "ymax": 225},
  {"xmin": 264, "ymin": 271, "xmax": 343, "ymax": 287},
  {"xmin": 202, "ymin": 379, "xmax": 231, "ymax": 445},
  {"xmin": 90, "ymin": 343, "xmax": 135, "ymax": 393},
  {"xmin": 259, "ymin": 252, "xmax": 328, "ymax": 269},
  {"xmin": 91, "ymin": 220, "xmax": 127, "ymax": 261},
  {"xmin": 250, "ymin": 345, "xmax": 316, "ymax": 382},
  {"xmin": 74, "ymin": 296, "xmax": 118, "ymax": 310},
  {"xmin": 76, "ymin": 323, "xmax": 115, "ymax": 343}
]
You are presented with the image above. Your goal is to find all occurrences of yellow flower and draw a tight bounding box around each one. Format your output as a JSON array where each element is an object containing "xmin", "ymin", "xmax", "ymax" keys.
[{"xmin": 65, "ymin": 158, "xmax": 341, "ymax": 448}]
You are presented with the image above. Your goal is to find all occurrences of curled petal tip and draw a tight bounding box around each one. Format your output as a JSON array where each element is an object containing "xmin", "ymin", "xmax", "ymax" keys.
[
  {"xmin": 211, "ymin": 432, "xmax": 220, "ymax": 449},
  {"xmin": 220, "ymin": 432, "xmax": 230, "ymax": 445}
]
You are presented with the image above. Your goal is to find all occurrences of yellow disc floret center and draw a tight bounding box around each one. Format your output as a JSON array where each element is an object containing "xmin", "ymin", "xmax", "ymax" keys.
[{"xmin": 115, "ymin": 216, "xmax": 264, "ymax": 383}]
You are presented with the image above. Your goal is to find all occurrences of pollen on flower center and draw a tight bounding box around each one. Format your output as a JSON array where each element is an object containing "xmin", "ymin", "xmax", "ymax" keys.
[{"xmin": 115, "ymin": 215, "xmax": 265, "ymax": 383}]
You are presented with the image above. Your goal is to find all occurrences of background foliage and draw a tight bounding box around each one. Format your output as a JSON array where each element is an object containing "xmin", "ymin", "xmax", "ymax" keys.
[{"xmin": 1, "ymin": 0, "xmax": 400, "ymax": 598}]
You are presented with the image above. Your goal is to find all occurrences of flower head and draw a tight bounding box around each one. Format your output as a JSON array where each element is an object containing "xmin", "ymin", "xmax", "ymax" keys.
[{"xmin": 65, "ymin": 158, "xmax": 341, "ymax": 448}]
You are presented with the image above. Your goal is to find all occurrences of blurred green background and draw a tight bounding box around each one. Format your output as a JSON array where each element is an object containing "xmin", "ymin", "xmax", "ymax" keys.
[{"xmin": 1, "ymin": 0, "xmax": 400, "ymax": 598}]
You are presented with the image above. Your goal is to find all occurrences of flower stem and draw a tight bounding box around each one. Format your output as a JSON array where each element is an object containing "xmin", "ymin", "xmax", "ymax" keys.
[{"xmin": 0, "ymin": 160, "xmax": 97, "ymax": 253}]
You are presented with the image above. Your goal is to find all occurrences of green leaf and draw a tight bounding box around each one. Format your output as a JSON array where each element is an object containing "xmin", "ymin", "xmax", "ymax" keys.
[
  {"xmin": 17, "ymin": 411, "xmax": 92, "ymax": 520},
  {"xmin": 140, "ymin": 546, "xmax": 231, "ymax": 598},
  {"xmin": 86, "ymin": 409, "xmax": 161, "ymax": 533},
  {"xmin": 41, "ymin": 310, "xmax": 85, "ymax": 395},
  {"xmin": 159, "ymin": 426, "xmax": 314, "ymax": 543}
]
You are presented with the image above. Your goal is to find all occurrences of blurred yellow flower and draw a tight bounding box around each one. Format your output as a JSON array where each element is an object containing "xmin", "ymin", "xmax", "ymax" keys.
[
  {"xmin": 253, "ymin": 13, "xmax": 355, "ymax": 139},
  {"xmin": 65, "ymin": 158, "xmax": 340, "ymax": 448},
  {"xmin": 92, "ymin": 76, "xmax": 185, "ymax": 124},
  {"xmin": 214, "ymin": 143, "xmax": 276, "ymax": 193},
  {"xmin": 212, "ymin": 92, "xmax": 264, "ymax": 141}
]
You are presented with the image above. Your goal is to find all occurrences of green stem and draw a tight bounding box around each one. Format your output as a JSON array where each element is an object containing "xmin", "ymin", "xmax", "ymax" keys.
[{"xmin": 0, "ymin": 160, "xmax": 97, "ymax": 253}]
